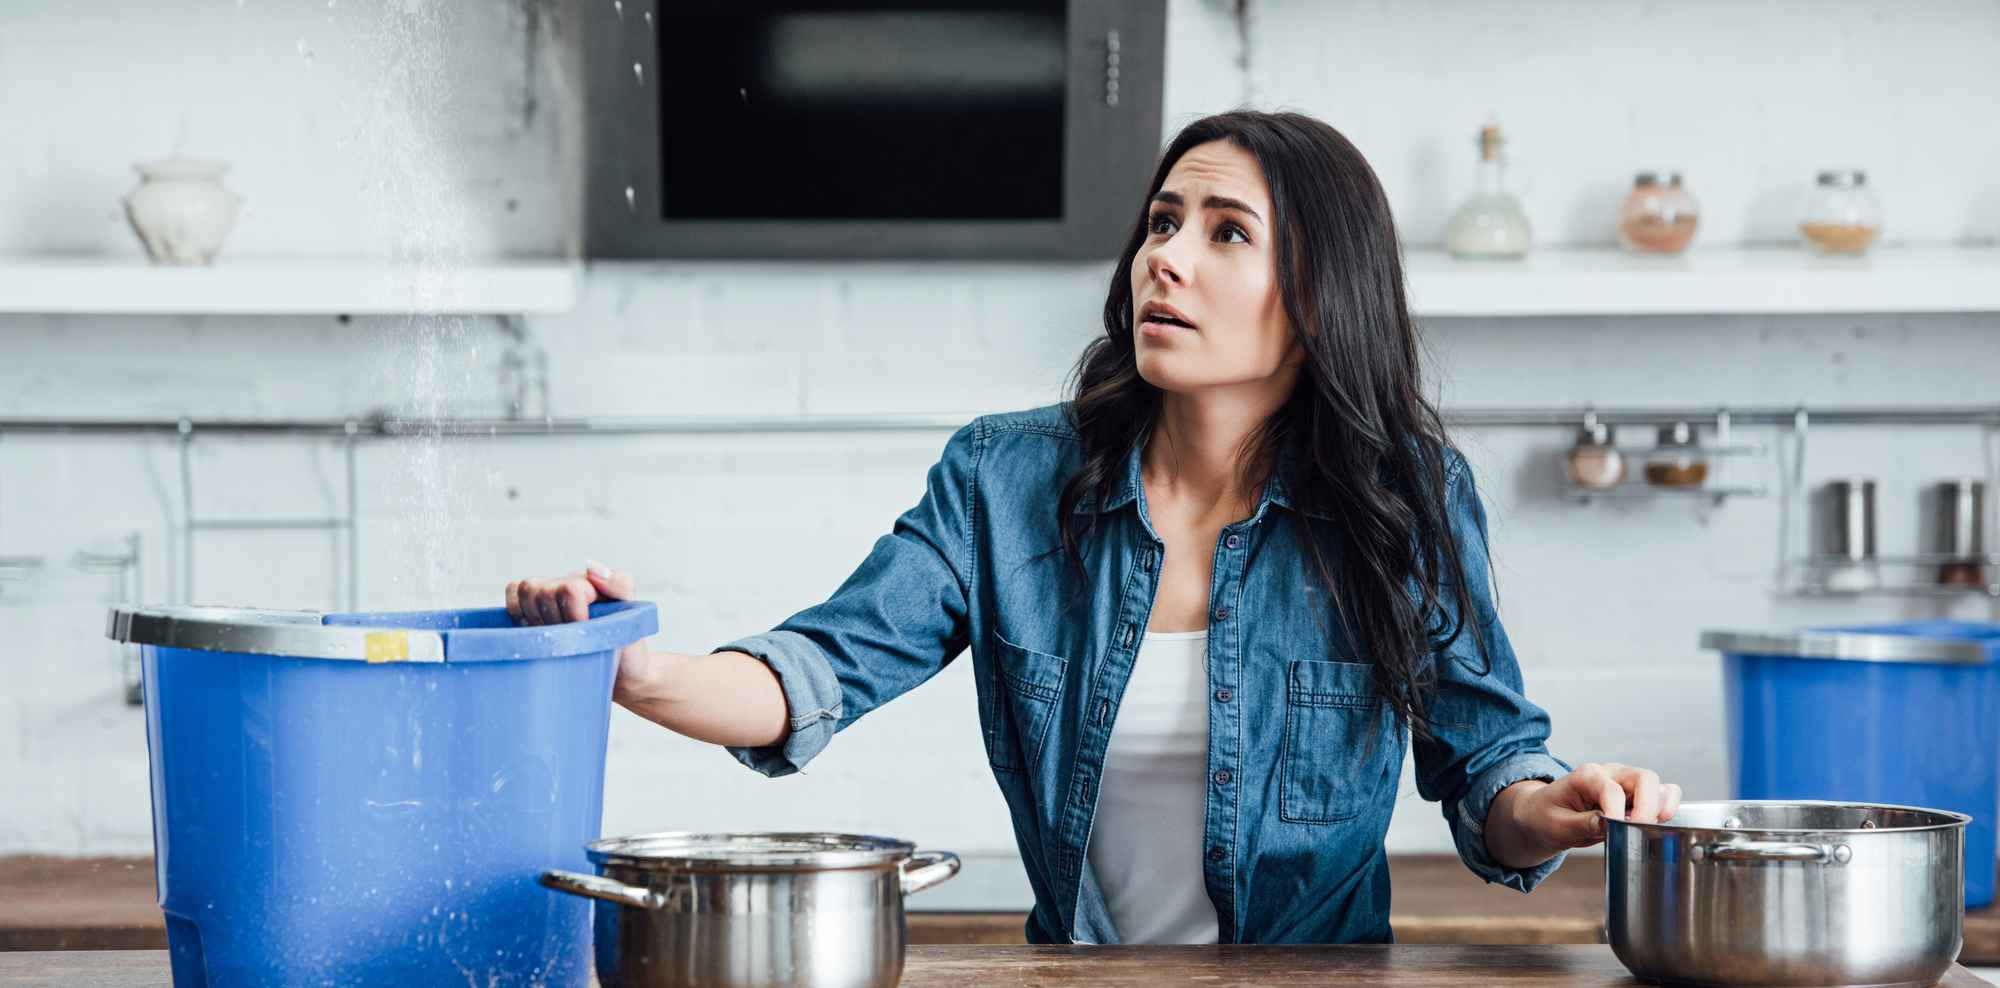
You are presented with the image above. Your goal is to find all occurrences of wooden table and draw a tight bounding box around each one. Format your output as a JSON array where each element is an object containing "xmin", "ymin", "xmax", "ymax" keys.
[
  {"xmin": 0, "ymin": 945, "xmax": 1991, "ymax": 986},
  {"xmin": 13, "ymin": 855, "xmax": 2000, "ymax": 965}
]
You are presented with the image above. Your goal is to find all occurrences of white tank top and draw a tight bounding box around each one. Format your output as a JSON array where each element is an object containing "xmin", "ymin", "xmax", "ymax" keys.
[{"xmin": 1083, "ymin": 629, "xmax": 1221, "ymax": 944}]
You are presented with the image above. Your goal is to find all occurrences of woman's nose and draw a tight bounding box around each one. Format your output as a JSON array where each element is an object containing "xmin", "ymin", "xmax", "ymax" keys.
[{"xmin": 1145, "ymin": 242, "xmax": 1186, "ymax": 286}]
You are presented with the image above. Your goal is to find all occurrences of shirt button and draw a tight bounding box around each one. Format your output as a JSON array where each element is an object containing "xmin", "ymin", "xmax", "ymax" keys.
[
  {"xmin": 1208, "ymin": 847, "xmax": 1226, "ymax": 863},
  {"xmin": 1215, "ymin": 688, "xmax": 1232, "ymax": 703},
  {"xmin": 1225, "ymin": 534, "xmax": 1241, "ymax": 550},
  {"xmin": 1213, "ymin": 770, "xmax": 1232, "ymax": 786},
  {"xmin": 1213, "ymin": 606, "xmax": 1230, "ymax": 622}
]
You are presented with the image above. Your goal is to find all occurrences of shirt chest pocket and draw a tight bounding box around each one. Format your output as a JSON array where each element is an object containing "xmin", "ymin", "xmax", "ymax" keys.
[
  {"xmin": 1281, "ymin": 659, "xmax": 1397, "ymax": 825},
  {"xmin": 985, "ymin": 633, "xmax": 1069, "ymax": 774}
]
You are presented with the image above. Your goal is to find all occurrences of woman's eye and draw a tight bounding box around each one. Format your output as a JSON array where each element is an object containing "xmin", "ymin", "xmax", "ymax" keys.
[{"xmin": 1147, "ymin": 213, "xmax": 1248, "ymax": 244}]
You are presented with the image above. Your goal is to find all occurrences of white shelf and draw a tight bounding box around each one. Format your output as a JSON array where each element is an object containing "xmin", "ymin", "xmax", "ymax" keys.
[
  {"xmin": 0, "ymin": 257, "xmax": 580, "ymax": 315},
  {"xmin": 1403, "ymin": 245, "xmax": 2000, "ymax": 317},
  {"xmin": 10, "ymin": 247, "xmax": 1996, "ymax": 318}
]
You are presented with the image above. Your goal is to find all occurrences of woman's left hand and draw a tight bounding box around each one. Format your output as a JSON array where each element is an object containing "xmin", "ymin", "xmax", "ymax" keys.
[
  {"xmin": 1487, "ymin": 762, "xmax": 1682, "ymax": 867},
  {"xmin": 1518, "ymin": 762, "xmax": 1682, "ymax": 852}
]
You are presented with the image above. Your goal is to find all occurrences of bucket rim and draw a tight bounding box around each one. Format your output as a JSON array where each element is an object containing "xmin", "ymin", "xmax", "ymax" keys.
[
  {"xmin": 1700, "ymin": 627, "xmax": 1995, "ymax": 665},
  {"xmin": 106, "ymin": 601, "xmax": 657, "ymax": 664}
]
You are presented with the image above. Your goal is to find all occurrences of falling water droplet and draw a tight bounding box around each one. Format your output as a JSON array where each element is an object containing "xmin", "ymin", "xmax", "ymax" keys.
[
  {"xmin": 643, "ymin": 10, "xmax": 652, "ymax": 27},
  {"xmin": 624, "ymin": 186, "xmax": 636, "ymax": 213},
  {"xmin": 738, "ymin": 87, "xmax": 747, "ymax": 103},
  {"xmin": 297, "ymin": 39, "xmax": 314, "ymax": 62},
  {"xmin": 633, "ymin": 62, "xmax": 644, "ymax": 86},
  {"xmin": 612, "ymin": 0, "xmax": 622, "ymax": 20}
]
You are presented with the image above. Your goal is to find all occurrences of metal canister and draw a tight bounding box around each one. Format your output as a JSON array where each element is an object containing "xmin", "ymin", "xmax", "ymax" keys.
[
  {"xmin": 1814, "ymin": 479, "xmax": 1878, "ymax": 591},
  {"xmin": 1933, "ymin": 479, "xmax": 1988, "ymax": 588},
  {"xmin": 1819, "ymin": 478, "xmax": 1877, "ymax": 562}
]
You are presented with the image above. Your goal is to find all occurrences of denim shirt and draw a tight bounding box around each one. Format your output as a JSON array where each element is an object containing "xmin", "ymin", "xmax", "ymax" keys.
[{"xmin": 714, "ymin": 404, "xmax": 1570, "ymax": 945}]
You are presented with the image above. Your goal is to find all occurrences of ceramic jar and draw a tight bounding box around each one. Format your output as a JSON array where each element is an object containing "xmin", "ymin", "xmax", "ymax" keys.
[{"xmin": 124, "ymin": 158, "xmax": 242, "ymax": 265}]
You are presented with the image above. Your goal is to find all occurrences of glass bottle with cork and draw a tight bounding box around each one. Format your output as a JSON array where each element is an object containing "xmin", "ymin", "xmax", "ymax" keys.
[{"xmin": 1445, "ymin": 122, "xmax": 1531, "ymax": 259}]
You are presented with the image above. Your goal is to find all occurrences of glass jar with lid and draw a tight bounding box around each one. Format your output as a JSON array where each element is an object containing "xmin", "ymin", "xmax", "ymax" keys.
[
  {"xmin": 1800, "ymin": 170, "xmax": 1883, "ymax": 254},
  {"xmin": 1617, "ymin": 172, "xmax": 1699, "ymax": 254},
  {"xmin": 1645, "ymin": 421, "xmax": 1709, "ymax": 488}
]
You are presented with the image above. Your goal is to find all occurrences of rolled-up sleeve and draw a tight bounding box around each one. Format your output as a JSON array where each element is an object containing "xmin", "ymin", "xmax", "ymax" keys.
[
  {"xmin": 717, "ymin": 421, "xmax": 980, "ymax": 777},
  {"xmin": 1412, "ymin": 454, "xmax": 1572, "ymax": 892}
]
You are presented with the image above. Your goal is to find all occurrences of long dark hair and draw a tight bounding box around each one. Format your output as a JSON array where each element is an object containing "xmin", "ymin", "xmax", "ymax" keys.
[{"xmin": 1057, "ymin": 110, "xmax": 1488, "ymax": 741}]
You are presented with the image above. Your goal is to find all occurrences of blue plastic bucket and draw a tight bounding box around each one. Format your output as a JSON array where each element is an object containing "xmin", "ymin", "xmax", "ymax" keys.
[
  {"xmin": 111, "ymin": 601, "xmax": 658, "ymax": 987},
  {"xmin": 1705, "ymin": 620, "xmax": 2000, "ymax": 907}
]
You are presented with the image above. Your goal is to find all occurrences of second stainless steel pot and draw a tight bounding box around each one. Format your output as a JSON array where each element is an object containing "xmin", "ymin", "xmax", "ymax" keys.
[
  {"xmin": 1606, "ymin": 800, "xmax": 1968, "ymax": 988},
  {"xmin": 541, "ymin": 832, "xmax": 960, "ymax": 988}
]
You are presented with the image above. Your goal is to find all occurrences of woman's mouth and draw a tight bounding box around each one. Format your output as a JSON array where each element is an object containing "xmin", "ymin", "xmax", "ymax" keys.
[
  {"xmin": 1138, "ymin": 302, "xmax": 1198, "ymax": 337},
  {"xmin": 1139, "ymin": 317, "xmax": 1196, "ymax": 338}
]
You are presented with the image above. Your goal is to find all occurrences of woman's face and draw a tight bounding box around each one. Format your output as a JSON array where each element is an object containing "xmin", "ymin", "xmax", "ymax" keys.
[{"xmin": 1129, "ymin": 139, "xmax": 1299, "ymax": 394}]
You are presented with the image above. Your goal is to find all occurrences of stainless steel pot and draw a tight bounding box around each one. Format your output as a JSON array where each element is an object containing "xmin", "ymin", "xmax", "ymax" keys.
[
  {"xmin": 1606, "ymin": 800, "xmax": 1969, "ymax": 988},
  {"xmin": 540, "ymin": 832, "xmax": 960, "ymax": 988}
]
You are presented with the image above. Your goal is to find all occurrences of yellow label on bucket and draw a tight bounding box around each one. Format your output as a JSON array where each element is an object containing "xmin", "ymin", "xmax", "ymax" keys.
[{"xmin": 364, "ymin": 631, "xmax": 411, "ymax": 663}]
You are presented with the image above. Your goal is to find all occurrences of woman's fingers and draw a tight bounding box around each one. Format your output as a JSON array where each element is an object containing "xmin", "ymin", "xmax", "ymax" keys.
[
  {"xmin": 508, "ymin": 565, "xmax": 633, "ymax": 626},
  {"xmin": 528, "ymin": 578, "xmax": 563, "ymax": 625},
  {"xmin": 523, "ymin": 578, "xmax": 547, "ymax": 625},
  {"xmin": 556, "ymin": 576, "xmax": 596, "ymax": 622},
  {"xmin": 1550, "ymin": 807, "xmax": 1608, "ymax": 848},
  {"xmin": 1569, "ymin": 761, "xmax": 1677, "ymax": 824},
  {"xmin": 513, "ymin": 578, "xmax": 542, "ymax": 625},
  {"xmin": 1620, "ymin": 765, "xmax": 1663, "ymax": 824},
  {"xmin": 585, "ymin": 560, "xmax": 636, "ymax": 601},
  {"xmin": 1572, "ymin": 762, "xmax": 1627, "ymax": 825},
  {"xmin": 507, "ymin": 573, "xmax": 607, "ymax": 624}
]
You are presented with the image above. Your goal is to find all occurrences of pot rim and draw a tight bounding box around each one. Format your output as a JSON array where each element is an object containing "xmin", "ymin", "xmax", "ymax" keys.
[
  {"xmin": 1607, "ymin": 798, "xmax": 1972, "ymax": 836},
  {"xmin": 585, "ymin": 831, "xmax": 919, "ymax": 871}
]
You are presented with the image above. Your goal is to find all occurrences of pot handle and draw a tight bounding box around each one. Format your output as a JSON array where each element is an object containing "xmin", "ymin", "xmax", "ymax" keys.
[
  {"xmin": 1691, "ymin": 841, "xmax": 1853, "ymax": 866},
  {"xmin": 900, "ymin": 850, "xmax": 962, "ymax": 897},
  {"xmin": 540, "ymin": 868, "xmax": 667, "ymax": 909}
]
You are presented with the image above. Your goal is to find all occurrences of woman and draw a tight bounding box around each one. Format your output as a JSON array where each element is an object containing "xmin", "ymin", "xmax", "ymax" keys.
[{"xmin": 506, "ymin": 110, "xmax": 1680, "ymax": 945}]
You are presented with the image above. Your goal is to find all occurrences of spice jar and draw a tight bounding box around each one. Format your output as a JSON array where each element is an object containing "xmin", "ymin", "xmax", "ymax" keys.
[
  {"xmin": 1566, "ymin": 421, "xmax": 1626, "ymax": 489},
  {"xmin": 1617, "ymin": 172, "xmax": 1699, "ymax": 254},
  {"xmin": 1800, "ymin": 170, "xmax": 1883, "ymax": 254},
  {"xmin": 1644, "ymin": 421, "xmax": 1708, "ymax": 488}
]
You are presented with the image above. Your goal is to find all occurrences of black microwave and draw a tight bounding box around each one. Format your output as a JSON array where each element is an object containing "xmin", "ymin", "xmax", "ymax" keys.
[{"xmin": 583, "ymin": 0, "xmax": 1167, "ymax": 260}]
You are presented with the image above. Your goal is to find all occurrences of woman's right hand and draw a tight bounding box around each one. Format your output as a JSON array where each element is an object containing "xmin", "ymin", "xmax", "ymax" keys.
[
  {"xmin": 506, "ymin": 560, "xmax": 631, "ymax": 626},
  {"xmin": 505, "ymin": 562, "xmax": 663, "ymax": 706},
  {"xmin": 505, "ymin": 563, "xmax": 788, "ymax": 748}
]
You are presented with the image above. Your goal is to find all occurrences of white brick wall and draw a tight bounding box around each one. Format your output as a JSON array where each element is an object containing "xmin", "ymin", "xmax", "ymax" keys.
[{"xmin": 1, "ymin": 1, "xmax": 1997, "ymax": 911}]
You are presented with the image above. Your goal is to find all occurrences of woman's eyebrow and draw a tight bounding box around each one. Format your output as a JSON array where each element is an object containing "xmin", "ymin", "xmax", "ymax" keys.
[{"xmin": 1149, "ymin": 190, "xmax": 1264, "ymax": 225}]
